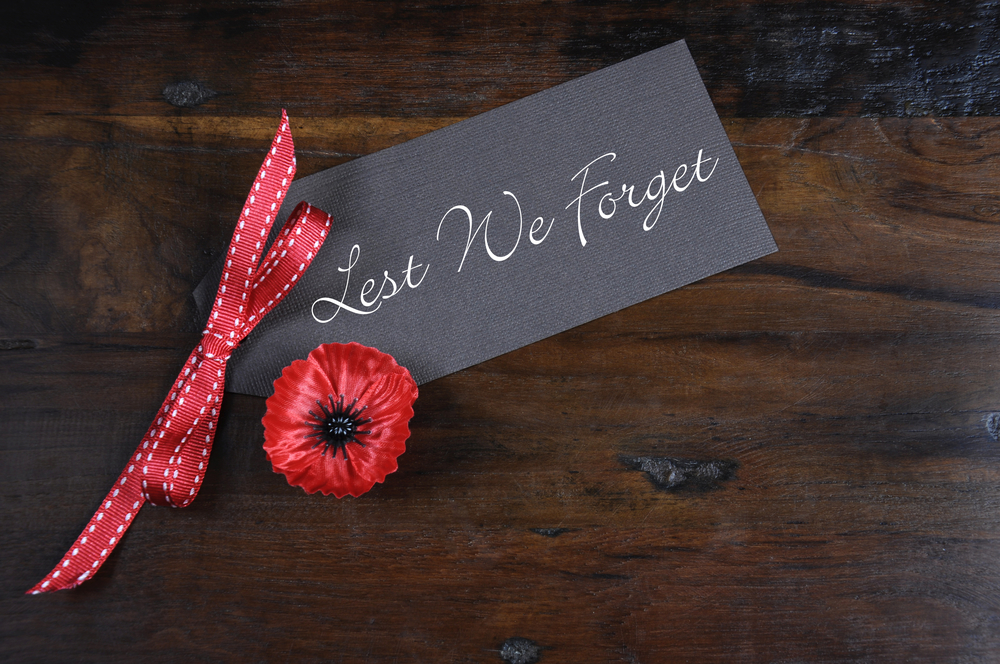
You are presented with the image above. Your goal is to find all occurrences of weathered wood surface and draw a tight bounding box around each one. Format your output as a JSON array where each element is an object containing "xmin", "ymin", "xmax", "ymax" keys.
[
  {"xmin": 2, "ymin": 0, "xmax": 999, "ymax": 117},
  {"xmin": 3, "ymin": 1, "xmax": 1000, "ymax": 662}
]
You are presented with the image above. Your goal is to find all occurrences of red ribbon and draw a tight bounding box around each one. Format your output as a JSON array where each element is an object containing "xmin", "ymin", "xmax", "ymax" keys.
[{"xmin": 29, "ymin": 111, "xmax": 331, "ymax": 593}]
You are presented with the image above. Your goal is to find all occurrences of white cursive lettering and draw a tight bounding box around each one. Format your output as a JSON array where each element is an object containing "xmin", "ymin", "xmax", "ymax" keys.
[{"xmin": 312, "ymin": 244, "xmax": 428, "ymax": 322}]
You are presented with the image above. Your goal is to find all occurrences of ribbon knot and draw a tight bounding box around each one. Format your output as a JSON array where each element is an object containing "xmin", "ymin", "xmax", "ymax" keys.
[
  {"xmin": 201, "ymin": 332, "xmax": 234, "ymax": 360},
  {"xmin": 29, "ymin": 111, "xmax": 331, "ymax": 593}
]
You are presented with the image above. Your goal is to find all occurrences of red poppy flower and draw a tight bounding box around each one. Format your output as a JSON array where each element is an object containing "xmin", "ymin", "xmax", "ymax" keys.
[{"xmin": 262, "ymin": 342, "xmax": 418, "ymax": 497}]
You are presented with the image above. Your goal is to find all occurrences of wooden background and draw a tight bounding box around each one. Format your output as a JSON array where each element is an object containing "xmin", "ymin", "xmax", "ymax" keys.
[{"xmin": 3, "ymin": 1, "xmax": 1000, "ymax": 661}]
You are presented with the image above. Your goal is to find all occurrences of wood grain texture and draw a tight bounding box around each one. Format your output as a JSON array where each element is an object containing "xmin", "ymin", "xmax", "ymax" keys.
[
  {"xmin": 1, "ymin": 0, "xmax": 999, "ymax": 117},
  {"xmin": 3, "ymin": 1, "xmax": 1000, "ymax": 662}
]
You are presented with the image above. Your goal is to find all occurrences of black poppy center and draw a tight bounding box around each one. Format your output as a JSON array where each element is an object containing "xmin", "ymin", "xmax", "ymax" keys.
[{"xmin": 306, "ymin": 394, "xmax": 373, "ymax": 460}]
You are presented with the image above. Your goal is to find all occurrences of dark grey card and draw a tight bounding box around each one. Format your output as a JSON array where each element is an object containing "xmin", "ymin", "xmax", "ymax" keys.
[{"xmin": 194, "ymin": 40, "xmax": 776, "ymax": 397}]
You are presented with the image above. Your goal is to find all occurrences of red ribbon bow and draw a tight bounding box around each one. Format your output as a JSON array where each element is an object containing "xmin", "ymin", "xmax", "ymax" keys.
[{"xmin": 29, "ymin": 111, "xmax": 330, "ymax": 593}]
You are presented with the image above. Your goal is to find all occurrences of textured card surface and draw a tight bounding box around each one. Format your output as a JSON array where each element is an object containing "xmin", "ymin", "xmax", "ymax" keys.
[{"xmin": 195, "ymin": 40, "xmax": 777, "ymax": 397}]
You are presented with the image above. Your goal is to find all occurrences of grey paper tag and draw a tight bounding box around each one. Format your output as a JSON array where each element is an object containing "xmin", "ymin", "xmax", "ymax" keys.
[{"xmin": 194, "ymin": 40, "xmax": 776, "ymax": 397}]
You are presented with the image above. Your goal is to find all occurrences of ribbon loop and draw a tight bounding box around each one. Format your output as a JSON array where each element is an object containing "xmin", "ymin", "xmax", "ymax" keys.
[{"xmin": 29, "ymin": 111, "xmax": 332, "ymax": 593}]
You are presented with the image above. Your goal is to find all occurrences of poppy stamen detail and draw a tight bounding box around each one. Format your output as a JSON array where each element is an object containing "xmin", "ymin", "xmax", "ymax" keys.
[{"xmin": 305, "ymin": 393, "xmax": 373, "ymax": 460}]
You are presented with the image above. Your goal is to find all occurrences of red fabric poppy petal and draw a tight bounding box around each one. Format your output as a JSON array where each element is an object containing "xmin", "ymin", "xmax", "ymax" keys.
[
  {"xmin": 263, "ymin": 356, "xmax": 335, "ymax": 439},
  {"xmin": 338, "ymin": 371, "xmax": 418, "ymax": 483},
  {"xmin": 311, "ymin": 342, "xmax": 405, "ymax": 405},
  {"xmin": 262, "ymin": 343, "xmax": 418, "ymax": 498}
]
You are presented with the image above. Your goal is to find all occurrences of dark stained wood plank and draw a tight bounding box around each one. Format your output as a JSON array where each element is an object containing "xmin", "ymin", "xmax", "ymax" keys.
[
  {"xmin": 5, "ymin": 325, "xmax": 1000, "ymax": 529},
  {"xmin": 4, "ymin": 117, "xmax": 1000, "ymax": 335},
  {"xmin": 6, "ymin": 525, "xmax": 996, "ymax": 661},
  {"xmin": 0, "ymin": 1, "xmax": 998, "ymax": 118}
]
